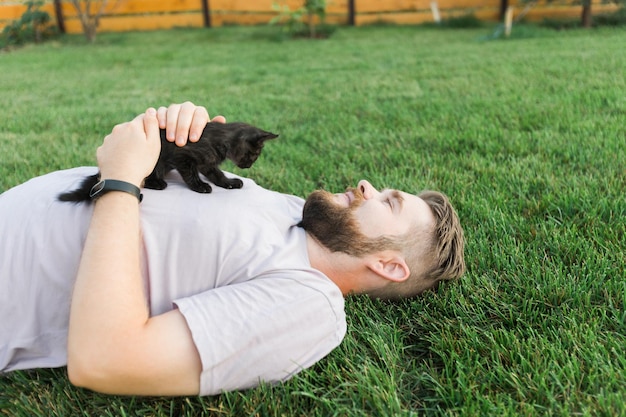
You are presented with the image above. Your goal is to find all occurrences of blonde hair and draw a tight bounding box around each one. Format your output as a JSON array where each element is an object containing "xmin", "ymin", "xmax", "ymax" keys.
[{"xmin": 370, "ymin": 190, "xmax": 466, "ymax": 300}]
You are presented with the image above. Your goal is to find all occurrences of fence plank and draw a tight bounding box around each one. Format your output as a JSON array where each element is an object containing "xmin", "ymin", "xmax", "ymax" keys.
[
  {"xmin": 59, "ymin": 0, "xmax": 203, "ymax": 17},
  {"xmin": 356, "ymin": 0, "xmax": 504, "ymax": 12},
  {"xmin": 356, "ymin": 7, "xmax": 500, "ymax": 25},
  {"xmin": 63, "ymin": 12, "xmax": 204, "ymax": 32},
  {"xmin": 356, "ymin": 0, "xmax": 421, "ymax": 13},
  {"xmin": 0, "ymin": 4, "xmax": 26, "ymax": 20},
  {"xmin": 435, "ymin": 0, "xmax": 500, "ymax": 9},
  {"xmin": 0, "ymin": 2, "xmax": 56, "ymax": 27},
  {"xmin": 523, "ymin": 2, "xmax": 619, "ymax": 20},
  {"xmin": 210, "ymin": 0, "xmax": 347, "ymax": 13}
]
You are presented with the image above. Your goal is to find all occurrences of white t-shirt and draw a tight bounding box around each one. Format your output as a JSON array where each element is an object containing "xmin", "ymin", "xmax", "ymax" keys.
[{"xmin": 0, "ymin": 167, "xmax": 346, "ymax": 395}]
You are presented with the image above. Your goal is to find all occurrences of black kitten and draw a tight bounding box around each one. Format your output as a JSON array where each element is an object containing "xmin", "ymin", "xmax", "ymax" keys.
[{"xmin": 58, "ymin": 122, "xmax": 278, "ymax": 203}]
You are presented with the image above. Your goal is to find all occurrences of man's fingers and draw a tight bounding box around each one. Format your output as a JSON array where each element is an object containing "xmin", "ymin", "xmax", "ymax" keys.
[
  {"xmin": 144, "ymin": 108, "xmax": 160, "ymax": 139},
  {"xmin": 154, "ymin": 102, "xmax": 218, "ymax": 146},
  {"xmin": 174, "ymin": 102, "xmax": 197, "ymax": 146},
  {"xmin": 164, "ymin": 103, "xmax": 182, "ymax": 142},
  {"xmin": 157, "ymin": 106, "xmax": 168, "ymax": 130},
  {"xmin": 188, "ymin": 106, "xmax": 210, "ymax": 142},
  {"xmin": 210, "ymin": 115, "xmax": 226, "ymax": 124}
]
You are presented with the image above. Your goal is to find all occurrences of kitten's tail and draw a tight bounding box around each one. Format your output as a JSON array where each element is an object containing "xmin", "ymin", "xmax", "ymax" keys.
[{"xmin": 57, "ymin": 174, "xmax": 100, "ymax": 203}]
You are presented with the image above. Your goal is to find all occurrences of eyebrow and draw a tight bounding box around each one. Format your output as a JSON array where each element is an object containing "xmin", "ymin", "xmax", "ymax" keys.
[{"xmin": 386, "ymin": 190, "xmax": 404, "ymax": 213}]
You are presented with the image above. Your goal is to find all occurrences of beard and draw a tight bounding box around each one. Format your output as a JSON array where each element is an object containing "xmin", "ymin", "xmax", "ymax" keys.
[{"xmin": 299, "ymin": 188, "xmax": 401, "ymax": 257}]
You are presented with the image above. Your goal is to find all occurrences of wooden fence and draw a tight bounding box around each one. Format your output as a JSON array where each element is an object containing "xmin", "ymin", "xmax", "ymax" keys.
[{"xmin": 0, "ymin": 0, "xmax": 620, "ymax": 33}]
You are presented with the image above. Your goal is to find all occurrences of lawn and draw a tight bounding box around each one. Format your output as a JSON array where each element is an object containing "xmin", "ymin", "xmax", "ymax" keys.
[{"xmin": 1, "ymin": 23, "xmax": 625, "ymax": 416}]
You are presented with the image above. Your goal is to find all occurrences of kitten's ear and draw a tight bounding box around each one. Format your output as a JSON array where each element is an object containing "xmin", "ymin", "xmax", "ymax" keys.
[
  {"xmin": 255, "ymin": 131, "xmax": 279, "ymax": 144},
  {"xmin": 263, "ymin": 132, "xmax": 279, "ymax": 141}
]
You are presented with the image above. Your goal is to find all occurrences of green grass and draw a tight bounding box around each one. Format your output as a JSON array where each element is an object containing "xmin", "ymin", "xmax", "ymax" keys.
[{"xmin": 1, "ymin": 23, "xmax": 625, "ymax": 416}]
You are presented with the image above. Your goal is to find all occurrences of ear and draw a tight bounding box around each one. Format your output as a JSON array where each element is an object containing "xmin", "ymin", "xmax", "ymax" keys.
[
  {"xmin": 365, "ymin": 252, "xmax": 410, "ymax": 283},
  {"xmin": 249, "ymin": 131, "xmax": 278, "ymax": 146},
  {"xmin": 260, "ymin": 132, "xmax": 279, "ymax": 142}
]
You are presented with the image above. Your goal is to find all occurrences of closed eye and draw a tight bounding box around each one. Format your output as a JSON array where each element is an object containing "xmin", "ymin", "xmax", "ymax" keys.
[{"xmin": 384, "ymin": 190, "xmax": 404, "ymax": 213}]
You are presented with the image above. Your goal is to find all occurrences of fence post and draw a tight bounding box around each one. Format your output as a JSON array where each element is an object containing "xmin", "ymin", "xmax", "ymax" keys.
[
  {"xmin": 348, "ymin": 0, "xmax": 355, "ymax": 25},
  {"xmin": 201, "ymin": 0, "xmax": 211, "ymax": 27},
  {"xmin": 53, "ymin": 0, "xmax": 65, "ymax": 33},
  {"xmin": 499, "ymin": 0, "xmax": 509, "ymax": 20}
]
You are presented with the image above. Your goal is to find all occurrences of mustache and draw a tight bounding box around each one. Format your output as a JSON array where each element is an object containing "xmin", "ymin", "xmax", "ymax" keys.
[{"xmin": 345, "ymin": 187, "xmax": 364, "ymax": 207}]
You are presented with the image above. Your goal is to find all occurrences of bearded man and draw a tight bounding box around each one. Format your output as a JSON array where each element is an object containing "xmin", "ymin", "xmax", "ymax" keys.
[{"xmin": 0, "ymin": 102, "xmax": 465, "ymax": 396}]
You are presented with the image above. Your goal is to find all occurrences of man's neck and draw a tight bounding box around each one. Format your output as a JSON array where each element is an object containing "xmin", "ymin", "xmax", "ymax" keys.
[{"xmin": 305, "ymin": 233, "xmax": 365, "ymax": 297}]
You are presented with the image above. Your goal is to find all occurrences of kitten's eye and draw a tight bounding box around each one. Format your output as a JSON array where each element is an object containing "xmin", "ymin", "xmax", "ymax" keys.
[{"xmin": 385, "ymin": 198, "xmax": 393, "ymax": 210}]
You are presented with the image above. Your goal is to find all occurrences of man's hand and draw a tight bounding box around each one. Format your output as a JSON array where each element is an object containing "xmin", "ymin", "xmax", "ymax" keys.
[
  {"xmin": 97, "ymin": 108, "xmax": 161, "ymax": 187},
  {"xmin": 157, "ymin": 101, "xmax": 226, "ymax": 147}
]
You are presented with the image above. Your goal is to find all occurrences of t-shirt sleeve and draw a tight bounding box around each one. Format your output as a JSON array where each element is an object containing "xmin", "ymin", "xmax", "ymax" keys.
[{"xmin": 173, "ymin": 274, "xmax": 346, "ymax": 396}]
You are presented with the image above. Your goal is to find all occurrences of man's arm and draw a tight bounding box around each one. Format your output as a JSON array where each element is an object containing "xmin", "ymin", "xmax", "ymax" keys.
[{"xmin": 67, "ymin": 107, "xmax": 207, "ymax": 396}]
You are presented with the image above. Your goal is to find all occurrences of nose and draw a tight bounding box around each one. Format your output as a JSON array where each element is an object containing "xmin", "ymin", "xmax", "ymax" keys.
[{"xmin": 357, "ymin": 180, "xmax": 377, "ymax": 200}]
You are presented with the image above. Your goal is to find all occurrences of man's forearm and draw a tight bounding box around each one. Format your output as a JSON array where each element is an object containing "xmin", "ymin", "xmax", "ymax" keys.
[{"xmin": 67, "ymin": 191, "xmax": 148, "ymax": 384}]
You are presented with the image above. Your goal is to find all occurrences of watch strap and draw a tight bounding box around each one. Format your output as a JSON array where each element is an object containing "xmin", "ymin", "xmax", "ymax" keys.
[{"xmin": 89, "ymin": 179, "xmax": 143, "ymax": 202}]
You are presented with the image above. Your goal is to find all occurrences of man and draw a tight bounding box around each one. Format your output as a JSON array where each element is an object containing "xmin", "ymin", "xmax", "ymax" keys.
[{"xmin": 0, "ymin": 102, "xmax": 465, "ymax": 396}]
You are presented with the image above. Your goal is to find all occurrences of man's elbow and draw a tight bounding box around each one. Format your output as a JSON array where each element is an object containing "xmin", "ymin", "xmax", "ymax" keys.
[
  {"xmin": 67, "ymin": 354, "xmax": 96, "ymax": 390},
  {"xmin": 66, "ymin": 359, "xmax": 90, "ymax": 389},
  {"xmin": 66, "ymin": 349, "xmax": 115, "ymax": 392}
]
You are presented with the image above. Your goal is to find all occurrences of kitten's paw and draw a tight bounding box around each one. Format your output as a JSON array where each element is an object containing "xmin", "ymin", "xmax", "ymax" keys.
[
  {"xmin": 226, "ymin": 178, "xmax": 244, "ymax": 189},
  {"xmin": 190, "ymin": 182, "xmax": 213, "ymax": 193},
  {"xmin": 144, "ymin": 179, "xmax": 168, "ymax": 190}
]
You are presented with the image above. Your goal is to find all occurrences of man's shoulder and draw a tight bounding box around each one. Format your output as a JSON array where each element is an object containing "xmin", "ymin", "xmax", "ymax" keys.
[
  {"xmin": 256, "ymin": 270, "xmax": 346, "ymax": 321},
  {"xmin": 262, "ymin": 269, "xmax": 342, "ymax": 299}
]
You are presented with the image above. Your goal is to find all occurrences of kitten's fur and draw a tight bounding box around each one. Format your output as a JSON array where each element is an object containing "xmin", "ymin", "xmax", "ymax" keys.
[{"xmin": 58, "ymin": 122, "xmax": 278, "ymax": 203}]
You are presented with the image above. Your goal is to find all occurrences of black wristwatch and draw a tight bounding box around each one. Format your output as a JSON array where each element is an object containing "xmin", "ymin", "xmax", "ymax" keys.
[{"xmin": 89, "ymin": 179, "xmax": 143, "ymax": 202}]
